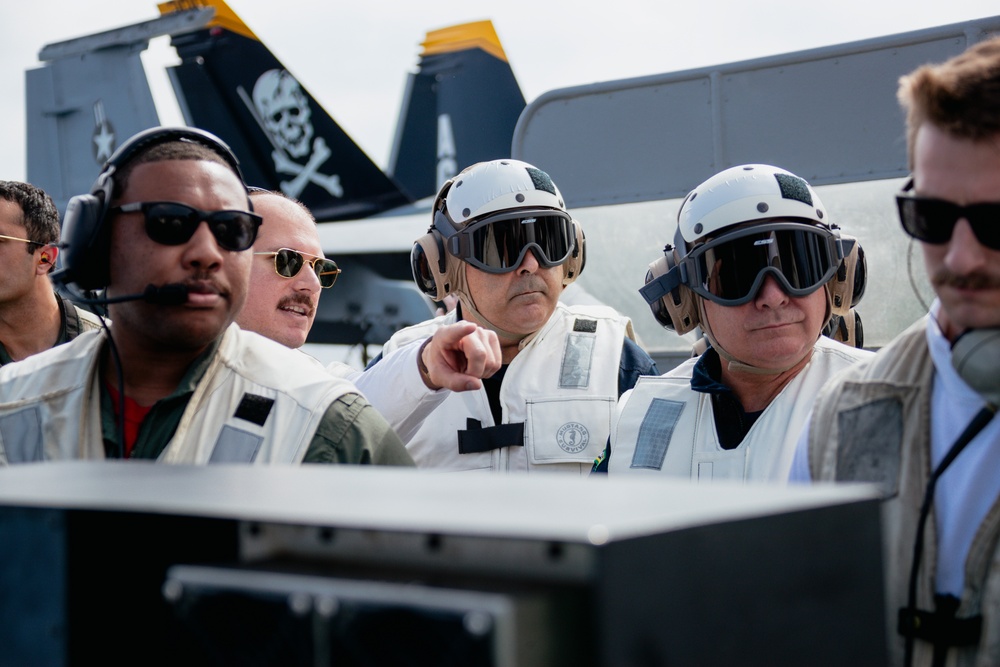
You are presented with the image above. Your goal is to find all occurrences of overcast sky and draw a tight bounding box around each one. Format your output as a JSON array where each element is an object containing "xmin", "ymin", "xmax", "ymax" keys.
[{"xmin": 2, "ymin": 1, "xmax": 998, "ymax": 183}]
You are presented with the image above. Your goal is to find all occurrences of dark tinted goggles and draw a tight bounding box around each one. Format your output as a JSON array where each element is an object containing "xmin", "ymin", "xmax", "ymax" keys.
[
  {"xmin": 684, "ymin": 223, "xmax": 841, "ymax": 306},
  {"xmin": 443, "ymin": 209, "xmax": 575, "ymax": 273},
  {"xmin": 113, "ymin": 201, "xmax": 262, "ymax": 252},
  {"xmin": 896, "ymin": 192, "xmax": 1000, "ymax": 251},
  {"xmin": 254, "ymin": 248, "xmax": 340, "ymax": 288}
]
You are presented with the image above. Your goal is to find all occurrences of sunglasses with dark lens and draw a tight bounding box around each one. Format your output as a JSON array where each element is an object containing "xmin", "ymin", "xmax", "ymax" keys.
[
  {"xmin": 441, "ymin": 209, "xmax": 576, "ymax": 274},
  {"xmin": 895, "ymin": 193, "xmax": 1000, "ymax": 251},
  {"xmin": 254, "ymin": 248, "xmax": 341, "ymax": 288},
  {"xmin": 112, "ymin": 201, "xmax": 262, "ymax": 252},
  {"xmin": 685, "ymin": 223, "xmax": 841, "ymax": 306}
]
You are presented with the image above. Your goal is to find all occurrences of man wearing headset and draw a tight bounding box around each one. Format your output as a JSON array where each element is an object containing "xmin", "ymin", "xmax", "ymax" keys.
[
  {"xmin": 365, "ymin": 159, "xmax": 658, "ymax": 473},
  {"xmin": 595, "ymin": 164, "xmax": 871, "ymax": 480},
  {"xmin": 791, "ymin": 38, "xmax": 1000, "ymax": 666},
  {"xmin": 0, "ymin": 127, "xmax": 412, "ymax": 467},
  {"xmin": 0, "ymin": 180, "xmax": 103, "ymax": 365}
]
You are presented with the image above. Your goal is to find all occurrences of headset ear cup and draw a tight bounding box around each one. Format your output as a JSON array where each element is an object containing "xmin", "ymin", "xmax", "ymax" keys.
[
  {"xmin": 824, "ymin": 309, "xmax": 864, "ymax": 348},
  {"xmin": 410, "ymin": 231, "xmax": 450, "ymax": 300},
  {"xmin": 644, "ymin": 249, "xmax": 700, "ymax": 335},
  {"xmin": 562, "ymin": 222, "xmax": 586, "ymax": 285},
  {"xmin": 829, "ymin": 235, "xmax": 864, "ymax": 318},
  {"xmin": 56, "ymin": 193, "xmax": 111, "ymax": 291},
  {"xmin": 851, "ymin": 243, "xmax": 866, "ymax": 307}
]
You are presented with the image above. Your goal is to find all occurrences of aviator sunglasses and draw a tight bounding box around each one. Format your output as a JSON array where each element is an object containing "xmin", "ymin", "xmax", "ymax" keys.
[
  {"xmin": 112, "ymin": 201, "xmax": 262, "ymax": 252},
  {"xmin": 0, "ymin": 233, "xmax": 43, "ymax": 248},
  {"xmin": 896, "ymin": 180, "xmax": 1000, "ymax": 250},
  {"xmin": 254, "ymin": 248, "xmax": 341, "ymax": 288}
]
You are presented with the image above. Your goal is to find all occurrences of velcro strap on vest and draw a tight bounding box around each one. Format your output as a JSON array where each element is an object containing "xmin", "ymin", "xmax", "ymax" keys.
[
  {"xmin": 458, "ymin": 418, "xmax": 524, "ymax": 454},
  {"xmin": 898, "ymin": 605, "xmax": 982, "ymax": 647}
]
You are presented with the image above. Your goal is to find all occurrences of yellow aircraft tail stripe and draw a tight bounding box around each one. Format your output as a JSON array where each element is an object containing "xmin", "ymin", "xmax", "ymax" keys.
[
  {"xmin": 421, "ymin": 20, "xmax": 508, "ymax": 62},
  {"xmin": 157, "ymin": 0, "xmax": 258, "ymax": 42}
]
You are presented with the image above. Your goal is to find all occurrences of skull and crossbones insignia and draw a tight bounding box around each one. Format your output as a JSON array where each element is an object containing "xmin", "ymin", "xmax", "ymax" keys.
[{"xmin": 249, "ymin": 69, "xmax": 343, "ymax": 199}]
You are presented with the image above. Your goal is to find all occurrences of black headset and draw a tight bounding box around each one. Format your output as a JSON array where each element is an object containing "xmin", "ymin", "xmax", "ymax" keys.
[{"xmin": 53, "ymin": 126, "xmax": 246, "ymax": 292}]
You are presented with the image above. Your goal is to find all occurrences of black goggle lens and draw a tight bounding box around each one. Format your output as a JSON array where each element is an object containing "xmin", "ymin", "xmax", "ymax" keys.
[
  {"xmin": 462, "ymin": 213, "xmax": 575, "ymax": 273},
  {"xmin": 690, "ymin": 227, "xmax": 839, "ymax": 305}
]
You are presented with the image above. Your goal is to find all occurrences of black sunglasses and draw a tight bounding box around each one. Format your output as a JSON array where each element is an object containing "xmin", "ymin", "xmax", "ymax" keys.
[
  {"xmin": 253, "ymin": 248, "xmax": 341, "ymax": 288},
  {"xmin": 112, "ymin": 201, "xmax": 262, "ymax": 252},
  {"xmin": 896, "ymin": 181, "xmax": 1000, "ymax": 251}
]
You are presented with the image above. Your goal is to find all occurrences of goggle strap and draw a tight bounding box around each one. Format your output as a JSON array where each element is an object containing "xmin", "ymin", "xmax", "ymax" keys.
[{"xmin": 639, "ymin": 266, "xmax": 684, "ymax": 305}]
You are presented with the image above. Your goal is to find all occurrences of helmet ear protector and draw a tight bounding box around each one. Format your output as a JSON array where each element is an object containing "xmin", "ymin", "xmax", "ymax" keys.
[
  {"xmin": 640, "ymin": 244, "xmax": 701, "ymax": 335},
  {"xmin": 54, "ymin": 126, "xmax": 246, "ymax": 292},
  {"xmin": 824, "ymin": 308, "xmax": 864, "ymax": 348},
  {"xmin": 411, "ymin": 175, "xmax": 458, "ymax": 301},
  {"xmin": 828, "ymin": 233, "xmax": 867, "ymax": 317},
  {"xmin": 411, "ymin": 230, "xmax": 451, "ymax": 300}
]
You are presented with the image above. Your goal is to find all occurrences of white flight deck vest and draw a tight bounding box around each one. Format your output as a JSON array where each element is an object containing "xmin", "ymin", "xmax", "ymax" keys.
[
  {"xmin": 380, "ymin": 304, "xmax": 631, "ymax": 473},
  {"xmin": 0, "ymin": 324, "xmax": 356, "ymax": 465},
  {"xmin": 609, "ymin": 336, "xmax": 871, "ymax": 482}
]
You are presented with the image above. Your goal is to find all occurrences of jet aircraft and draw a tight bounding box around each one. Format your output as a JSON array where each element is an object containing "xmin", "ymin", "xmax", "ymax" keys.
[{"xmin": 26, "ymin": 0, "xmax": 526, "ymax": 349}]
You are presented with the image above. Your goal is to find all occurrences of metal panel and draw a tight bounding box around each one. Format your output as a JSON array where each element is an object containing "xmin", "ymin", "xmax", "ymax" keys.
[
  {"xmin": 0, "ymin": 508, "xmax": 67, "ymax": 667},
  {"xmin": 513, "ymin": 16, "xmax": 1000, "ymax": 208},
  {"xmin": 26, "ymin": 45, "xmax": 160, "ymax": 212},
  {"xmin": 0, "ymin": 462, "xmax": 885, "ymax": 666}
]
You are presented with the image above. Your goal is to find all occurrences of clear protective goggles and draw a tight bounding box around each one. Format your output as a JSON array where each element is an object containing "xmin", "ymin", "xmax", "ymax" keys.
[
  {"xmin": 672, "ymin": 222, "xmax": 842, "ymax": 306},
  {"xmin": 437, "ymin": 208, "xmax": 576, "ymax": 274}
]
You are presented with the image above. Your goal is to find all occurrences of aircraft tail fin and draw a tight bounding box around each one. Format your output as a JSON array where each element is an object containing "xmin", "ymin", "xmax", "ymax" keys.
[
  {"xmin": 25, "ymin": 6, "xmax": 217, "ymax": 212},
  {"xmin": 387, "ymin": 20, "xmax": 526, "ymax": 201},
  {"xmin": 158, "ymin": 0, "xmax": 413, "ymax": 220}
]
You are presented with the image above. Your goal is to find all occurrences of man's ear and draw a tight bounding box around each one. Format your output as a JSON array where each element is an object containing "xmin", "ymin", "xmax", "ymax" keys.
[{"xmin": 37, "ymin": 244, "xmax": 58, "ymax": 275}]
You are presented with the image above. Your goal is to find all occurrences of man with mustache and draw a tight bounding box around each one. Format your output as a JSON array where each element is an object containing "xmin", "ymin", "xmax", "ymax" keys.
[
  {"xmin": 0, "ymin": 127, "xmax": 412, "ymax": 467},
  {"xmin": 236, "ymin": 189, "xmax": 333, "ymax": 350},
  {"xmin": 236, "ymin": 188, "xmax": 502, "ymax": 442},
  {"xmin": 366, "ymin": 159, "xmax": 658, "ymax": 472},
  {"xmin": 792, "ymin": 37, "xmax": 1000, "ymax": 666},
  {"xmin": 596, "ymin": 164, "xmax": 871, "ymax": 480}
]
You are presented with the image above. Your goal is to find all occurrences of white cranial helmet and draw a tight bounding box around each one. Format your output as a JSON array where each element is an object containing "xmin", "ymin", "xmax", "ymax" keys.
[
  {"xmin": 436, "ymin": 159, "xmax": 568, "ymax": 227},
  {"xmin": 677, "ymin": 164, "xmax": 828, "ymax": 249}
]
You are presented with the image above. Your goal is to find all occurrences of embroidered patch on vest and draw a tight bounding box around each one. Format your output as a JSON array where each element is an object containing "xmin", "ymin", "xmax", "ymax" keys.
[
  {"xmin": 631, "ymin": 398, "xmax": 685, "ymax": 470},
  {"xmin": 560, "ymin": 333, "xmax": 595, "ymax": 388},
  {"xmin": 234, "ymin": 394, "xmax": 274, "ymax": 427},
  {"xmin": 835, "ymin": 397, "xmax": 902, "ymax": 498},
  {"xmin": 573, "ymin": 318, "xmax": 597, "ymax": 333},
  {"xmin": 209, "ymin": 425, "xmax": 264, "ymax": 464},
  {"xmin": 0, "ymin": 407, "xmax": 44, "ymax": 464}
]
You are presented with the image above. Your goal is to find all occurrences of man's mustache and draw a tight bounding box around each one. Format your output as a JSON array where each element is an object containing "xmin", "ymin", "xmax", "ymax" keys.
[{"xmin": 932, "ymin": 270, "xmax": 1000, "ymax": 290}]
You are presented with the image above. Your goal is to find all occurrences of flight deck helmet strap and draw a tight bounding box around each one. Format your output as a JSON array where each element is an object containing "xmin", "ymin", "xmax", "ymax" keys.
[{"xmin": 56, "ymin": 126, "xmax": 246, "ymax": 292}]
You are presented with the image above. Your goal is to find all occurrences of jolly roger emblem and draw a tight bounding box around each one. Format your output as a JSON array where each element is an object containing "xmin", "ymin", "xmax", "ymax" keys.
[{"xmin": 238, "ymin": 69, "xmax": 343, "ymax": 199}]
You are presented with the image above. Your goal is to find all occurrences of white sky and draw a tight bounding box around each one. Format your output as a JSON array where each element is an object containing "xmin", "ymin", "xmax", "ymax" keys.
[{"xmin": 2, "ymin": 1, "xmax": 999, "ymax": 183}]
